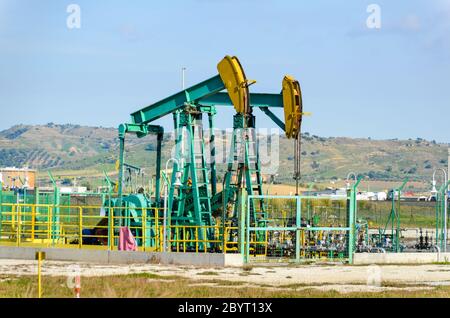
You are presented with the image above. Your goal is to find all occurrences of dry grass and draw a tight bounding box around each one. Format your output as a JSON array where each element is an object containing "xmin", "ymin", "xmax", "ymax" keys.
[
  {"xmin": 1, "ymin": 274, "xmax": 450, "ymax": 298},
  {"xmin": 196, "ymin": 271, "xmax": 220, "ymax": 276}
]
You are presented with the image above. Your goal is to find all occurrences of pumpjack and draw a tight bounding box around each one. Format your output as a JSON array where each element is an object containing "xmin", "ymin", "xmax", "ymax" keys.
[{"xmin": 107, "ymin": 55, "xmax": 305, "ymax": 252}]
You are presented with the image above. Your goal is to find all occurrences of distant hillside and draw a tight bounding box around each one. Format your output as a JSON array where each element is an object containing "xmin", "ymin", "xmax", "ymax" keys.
[
  {"xmin": 0, "ymin": 123, "xmax": 448, "ymax": 183},
  {"xmin": 0, "ymin": 123, "xmax": 118, "ymax": 169}
]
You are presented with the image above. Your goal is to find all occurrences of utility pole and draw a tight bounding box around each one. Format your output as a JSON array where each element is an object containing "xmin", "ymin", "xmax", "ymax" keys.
[
  {"xmin": 447, "ymin": 148, "xmax": 450, "ymax": 251},
  {"xmin": 447, "ymin": 148, "xmax": 450, "ymax": 192},
  {"xmin": 182, "ymin": 67, "xmax": 187, "ymax": 90}
]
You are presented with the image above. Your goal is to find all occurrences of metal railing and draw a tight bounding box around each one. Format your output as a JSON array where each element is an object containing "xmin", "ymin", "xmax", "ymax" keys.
[
  {"xmin": 246, "ymin": 195, "xmax": 353, "ymax": 263},
  {"xmin": 0, "ymin": 203, "xmax": 239, "ymax": 253}
]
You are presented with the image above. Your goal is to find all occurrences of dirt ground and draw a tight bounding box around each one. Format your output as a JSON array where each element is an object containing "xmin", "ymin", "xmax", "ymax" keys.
[{"xmin": 1, "ymin": 259, "xmax": 450, "ymax": 294}]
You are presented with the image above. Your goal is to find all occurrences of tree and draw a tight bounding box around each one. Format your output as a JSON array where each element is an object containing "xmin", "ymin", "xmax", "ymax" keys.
[
  {"xmin": 407, "ymin": 167, "xmax": 417, "ymax": 174},
  {"xmin": 81, "ymin": 181, "xmax": 92, "ymax": 191},
  {"xmin": 311, "ymin": 161, "xmax": 320, "ymax": 170}
]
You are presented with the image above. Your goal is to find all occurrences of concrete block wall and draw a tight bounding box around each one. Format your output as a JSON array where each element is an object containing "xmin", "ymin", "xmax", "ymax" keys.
[{"xmin": 0, "ymin": 246, "xmax": 244, "ymax": 267}]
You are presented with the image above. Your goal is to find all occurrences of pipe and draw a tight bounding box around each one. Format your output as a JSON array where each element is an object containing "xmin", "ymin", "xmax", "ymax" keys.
[{"xmin": 163, "ymin": 158, "xmax": 180, "ymax": 252}]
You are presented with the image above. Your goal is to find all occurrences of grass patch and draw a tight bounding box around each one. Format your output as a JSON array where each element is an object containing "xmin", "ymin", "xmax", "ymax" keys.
[
  {"xmin": 196, "ymin": 271, "xmax": 219, "ymax": 276},
  {"xmin": 380, "ymin": 281, "xmax": 429, "ymax": 288},
  {"xmin": 124, "ymin": 273, "xmax": 182, "ymax": 280},
  {"xmin": 198, "ymin": 279, "xmax": 246, "ymax": 287},
  {"xmin": 1, "ymin": 274, "xmax": 450, "ymax": 298}
]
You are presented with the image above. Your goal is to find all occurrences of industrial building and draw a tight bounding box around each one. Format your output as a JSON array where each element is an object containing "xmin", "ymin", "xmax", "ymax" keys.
[{"xmin": 0, "ymin": 167, "xmax": 36, "ymax": 190}]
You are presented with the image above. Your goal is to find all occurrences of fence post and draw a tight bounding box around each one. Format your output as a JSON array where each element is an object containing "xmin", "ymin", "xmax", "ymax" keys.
[
  {"xmin": 348, "ymin": 177, "xmax": 362, "ymax": 264},
  {"xmin": 155, "ymin": 208, "xmax": 159, "ymax": 251},
  {"xmin": 31, "ymin": 205, "xmax": 35, "ymax": 241},
  {"xmin": 47, "ymin": 207, "xmax": 51, "ymax": 244},
  {"xmin": 195, "ymin": 227, "xmax": 199, "ymax": 253},
  {"xmin": 111, "ymin": 209, "xmax": 115, "ymax": 250},
  {"xmin": 296, "ymin": 196, "xmax": 301, "ymax": 262},
  {"xmin": 107, "ymin": 207, "xmax": 112, "ymax": 251},
  {"xmin": 142, "ymin": 208, "xmax": 146, "ymax": 251},
  {"xmin": 238, "ymin": 190, "xmax": 248, "ymax": 263},
  {"xmin": 17, "ymin": 205, "xmax": 21, "ymax": 247},
  {"xmin": 347, "ymin": 189, "xmax": 355, "ymax": 264},
  {"xmin": 78, "ymin": 207, "xmax": 82, "ymax": 249}
]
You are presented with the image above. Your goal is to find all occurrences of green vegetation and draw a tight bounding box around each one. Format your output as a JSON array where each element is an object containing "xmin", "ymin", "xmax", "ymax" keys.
[
  {"xmin": 0, "ymin": 124, "xmax": 448, "ymax": 188},
  {"xmin": 1, "ymin": 274, "xmax": 450, "ymax": 298},
  {"xmin": 196, "ymin": 271, "xmax": 220, "ymax": 276}
]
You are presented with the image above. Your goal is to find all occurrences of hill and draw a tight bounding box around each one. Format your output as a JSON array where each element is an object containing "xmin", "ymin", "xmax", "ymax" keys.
[{"xmin": 0, "ymin": 124, "xmax": 448, "ymax": 186}]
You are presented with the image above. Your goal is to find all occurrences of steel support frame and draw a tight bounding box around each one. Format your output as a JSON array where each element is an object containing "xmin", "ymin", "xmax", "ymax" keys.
[
  {"xmin": 167, "ymin": 106, "xmax": 217, "ymax": 251},
  {"xmin": 130, "ymin": 75, "xmax": 225, "ymax": 125},
  {"xmin": 436, "ymin": 180, "xmax": 450, "ymax": 251},
  {"xmin": 117, "ymin": 123, "xmax": 164, "ymax": 208},
  {"xmin": 381, "ymin": 178, "xmax": 408, "ymax": 253},
  {"xmin": 347, "ymin": 178, "xmax": 361, "ymax": 264},
  {"xmin": 245, "ymin": 194, "xmax": 356, "ymax": 264}
]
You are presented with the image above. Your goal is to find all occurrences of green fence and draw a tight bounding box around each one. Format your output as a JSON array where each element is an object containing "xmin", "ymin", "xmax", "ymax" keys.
[{"xmin": 245, "ymin": 195, "xmax": 354, "ymax": 264}]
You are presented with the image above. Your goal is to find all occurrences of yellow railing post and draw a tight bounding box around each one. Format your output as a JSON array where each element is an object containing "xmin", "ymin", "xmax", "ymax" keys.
[
  {"xmin": 17, "ymin": 205, "xmax": 21, "ymax": 247},
  {"xmin": 110, "ymin": 208, "xmax": 114, "ymax": 250},
  {"xmin": 203, "ymin": 227, "xmax": 207, "ymax": 253},
  {"xmin": 142, "ymin": 208, "xmax": 146, "ymax": 252},
  {"xmin": 78, "ymin": 207, "xmax": 82, "ymax": 249},
  {"xmin": 31, "ymin": 205, "xmax": 35, "ymax": 241},
  {"xmin": 47, "ymin": 207, "xmax": 51, "ymax": 245},
  {"xmin": 160, "ymin": 225, "xmax": 164, "ymax": 251},
  {"xmin": 195, "ymin": 227, "xmax": 199, "ymax": 253},
  {"xmin": 11, "ymin": 205, "xmax": 15, "ymax": 233},
  {"xmin": 36, "ymin": 251, "xmax": 45, "ymax": 298},
  {"xmin": 183, "ymin": 226, "xmax": 186, "ymax": 253},
  {"xmin": 108, "ymin": 207, "xmax": 112, "ymax": 251},
  {"xmin": 176, "ymin": 226, "xmax": 179, "ymax": 253},
  {"xmin": 155, "ymin": 208, "xmax": 159, "ymax": 251},
  {"xmin": 223, "ymin": 227, "xmax": 227, "ymax": 253}
]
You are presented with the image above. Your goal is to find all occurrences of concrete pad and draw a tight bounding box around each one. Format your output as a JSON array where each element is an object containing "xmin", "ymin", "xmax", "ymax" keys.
[
  {"xmin": 0, "ymin": 246, "xmax": 244, "ymax": 267},
  {"xmin": 354, "ymin": 252, "xmax": 450, "ymax": 264}
]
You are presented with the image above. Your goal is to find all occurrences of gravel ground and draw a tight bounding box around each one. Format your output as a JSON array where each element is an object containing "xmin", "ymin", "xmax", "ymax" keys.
[{"xmin": 1, "ymin": 259, "xmax": 450, "ymax": 293}]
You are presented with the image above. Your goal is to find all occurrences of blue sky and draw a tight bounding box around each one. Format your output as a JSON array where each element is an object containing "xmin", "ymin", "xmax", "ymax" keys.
[{"xmin": 0, "ymin": 0, "xmax": 449, "ymax": 141}]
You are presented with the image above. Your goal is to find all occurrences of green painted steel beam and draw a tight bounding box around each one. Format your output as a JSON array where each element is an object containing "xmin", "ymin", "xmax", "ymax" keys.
[
  {"xmin": 396, "ymin": 178, "xmax": 409, "ymax": 191},
  {"xmin": 199, "ymin": 92, "xmax": 284, "ymax": 108},
  {"xmin": 295, "ymin": 197, "xmax": 301, "ymax": 262},
  {"xmin": 155, "ymin": 131, "xmax": 163, "ymax": 205},
  {"xmin": 260, "ymin": 107, "xmax": 285, "ymax": 131},
  {"xmin": 119, "ymin": 123, "xmax": 163, "ymax": 138},
  {"xmin": 347, "ymin": 186, "xmax": 357, "ymax": 264},
  {"xmin": 130, "ymin": 75, "xmax": 225, "ymax": 125},
  {"xmin": 354, "ymin": 176, "xmax": 363, "ymax": 189}
]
